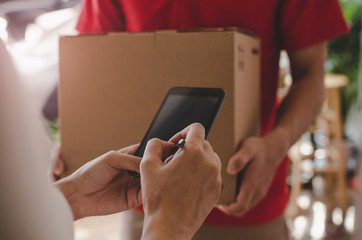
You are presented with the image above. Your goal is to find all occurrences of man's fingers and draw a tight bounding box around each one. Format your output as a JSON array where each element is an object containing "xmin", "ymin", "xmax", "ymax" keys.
[
  {"xmin": 218, "ymin": 201, "xmax": 248, "ymax": 217},
  {"xmin": 226, "ymin": 147, "xmax": 253, "ymax": 175},
  {"xmin": 217, "ymin": 203, "xmax": 240, "ymax": 216},
  {"xmin": 169, "ymin": 123, "xmax": 205, "ymax": 145},
  {"xmin": 218, "ymin": 193, "xmax": 249, "ymax": 216},
  {"xmin": 217, "ymin": 184, "xmax": 253, "ymax": 217}
]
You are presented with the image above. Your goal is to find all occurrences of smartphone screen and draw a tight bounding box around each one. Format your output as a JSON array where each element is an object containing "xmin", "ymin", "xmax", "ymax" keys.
[{"xmin": 134, "ymin": 87, "xmax": 225, "ymax": 158}]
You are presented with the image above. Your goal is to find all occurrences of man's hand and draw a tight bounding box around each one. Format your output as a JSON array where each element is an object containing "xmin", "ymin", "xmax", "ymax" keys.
[
  {"xmin": 141, "ymin": 123, "xmax": 222, "ymax": 240},
  {"xmin": 219, "ymin": 42, "xmax": 327, "ymax": 217},
  {"xmin": 54, "ymin": 144, "xmax": 142, "ymax": 220},
  {"xmin": 218, "ymin": 132, "xmax": 286, "ymax": 217}
]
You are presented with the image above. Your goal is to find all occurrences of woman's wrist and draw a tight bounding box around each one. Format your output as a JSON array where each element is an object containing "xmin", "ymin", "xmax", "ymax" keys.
[
  {"xmin": 142, "ymin": 214, "xmax": 191, "ymax": 240},
  {"xmin": 53, "ymin": 178, "xmax": 81, "ymax": 220}
]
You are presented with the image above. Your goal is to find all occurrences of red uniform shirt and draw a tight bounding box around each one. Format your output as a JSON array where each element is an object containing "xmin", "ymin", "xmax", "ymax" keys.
[{"xmin": 76, "ymin": 0, "xmax": 348, "ymax": 226}]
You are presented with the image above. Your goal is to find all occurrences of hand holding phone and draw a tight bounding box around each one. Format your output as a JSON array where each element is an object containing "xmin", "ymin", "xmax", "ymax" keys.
[{"xmin": 129, "ymin": 87, "xmax": 225, "ymax": 176}]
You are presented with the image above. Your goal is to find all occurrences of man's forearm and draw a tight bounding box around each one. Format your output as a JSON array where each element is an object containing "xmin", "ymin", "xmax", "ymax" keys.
[
  {"xmin": 266, "ymin": 42, "xmax": 327, "ymax": 167},
  {"xmin": 273, "ymin": 73, "xmax": 325, "ymax": 150}
]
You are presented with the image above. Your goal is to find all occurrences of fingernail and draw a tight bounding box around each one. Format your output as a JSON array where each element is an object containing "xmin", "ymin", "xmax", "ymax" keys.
[{"xmin": 227, "ymin": 166, "xmax": 237, "ymax": 175}]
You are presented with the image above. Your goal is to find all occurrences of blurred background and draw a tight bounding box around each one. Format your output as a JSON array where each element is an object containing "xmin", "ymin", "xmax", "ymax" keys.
[{"xmin": 1, "ymin": 0, "xmax": 361, "ymax": 239}]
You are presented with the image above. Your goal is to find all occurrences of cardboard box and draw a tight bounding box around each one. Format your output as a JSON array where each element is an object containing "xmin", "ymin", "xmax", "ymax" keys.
[{"xmin": 59, "ymin": 28, "xmax": 260, "ymax": 204}]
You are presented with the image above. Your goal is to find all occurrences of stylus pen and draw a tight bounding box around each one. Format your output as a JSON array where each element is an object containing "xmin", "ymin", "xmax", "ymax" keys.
[
  {"xmin": 171, "ymin": 139, "xmax": 186, "ymax": 155},
  {"xmin": 128, "ymin": 139, "xmax": 186, "ymax": 177}
]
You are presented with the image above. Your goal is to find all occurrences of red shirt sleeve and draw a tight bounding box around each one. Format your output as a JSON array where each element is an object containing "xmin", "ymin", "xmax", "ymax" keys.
[
  {"xmin": 76, "ymin": 0, "xmax": 126, "ymax": 34},
  {"xmin": 281, "ymin": 0, "xmax": 349, "ymax": 51}
]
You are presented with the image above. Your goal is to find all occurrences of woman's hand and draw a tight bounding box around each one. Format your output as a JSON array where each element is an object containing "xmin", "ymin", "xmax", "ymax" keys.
[
  {"xmin": 141, "ymin": 123, "xmax": 222, "ymax": 240},
  {"xmin": 54, "ymin": 144, "xmax": 142, "ymax": 220},
  {"xmin": 50, "ymin": 144, "xmax": 65, "ymax": 181}
]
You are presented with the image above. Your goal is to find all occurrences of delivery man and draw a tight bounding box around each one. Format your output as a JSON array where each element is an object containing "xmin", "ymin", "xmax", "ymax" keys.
[{"xmin": 55, "ymin": 0, "xmax": 349, "ymax": 239}]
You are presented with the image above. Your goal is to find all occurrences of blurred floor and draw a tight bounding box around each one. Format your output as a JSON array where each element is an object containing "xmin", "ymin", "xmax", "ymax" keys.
[
  {"xmin": 286, "ymin": 174, "xmax": 362, "ymax": 240},
  {"xmin": 74, "ymin": 179, "xmax": 362, "ymax": 240},
  {"xmin": 74, "ymin": 213, "xmax": 122, "ymax": 240}
]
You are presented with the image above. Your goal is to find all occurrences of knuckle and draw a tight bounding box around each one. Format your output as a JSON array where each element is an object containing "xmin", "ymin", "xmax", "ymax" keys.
[
  {"xmin": 204, "ymin": 140, "xmax": 214, "ymax": 150},
  {"xmin": 148, "ymin": 138, "xmax": 161, "ymax": 145},
  {"xmin": 105, "ymin": 150, "xmax": 118, "ymax": 159},
  {"xmin": 214, "ymin": 154, "xmax": 222, "ymax": 168},
  {"xmin": 191, "ymin": 122, "xmax": 205, "ymax": 130},
  {"xmin": 140, "ymin": 158, "xmax": 150, "ymax": 169},
  {"xmin": 189, "ymin": 144, "xmax": 204, "ymax": 157}
]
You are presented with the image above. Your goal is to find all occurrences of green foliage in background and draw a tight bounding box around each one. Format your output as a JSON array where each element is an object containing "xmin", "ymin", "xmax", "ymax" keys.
[
  {"xmin": 327, "ymin": 1, "xmax": 362, "ymax": 123},
  {"xmin": 47, "ymin": 119, "xmax": 60, "ymax": 143}
]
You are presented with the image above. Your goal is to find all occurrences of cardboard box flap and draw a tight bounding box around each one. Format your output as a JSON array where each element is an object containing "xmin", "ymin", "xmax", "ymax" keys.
[{"xmin": 60, "ymin": 27, "xmax": 259, "ymax": 41}]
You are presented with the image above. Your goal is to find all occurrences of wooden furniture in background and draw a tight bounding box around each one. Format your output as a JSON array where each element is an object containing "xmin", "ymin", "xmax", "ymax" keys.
[{"xmin": 288, "ymin": 74, "xmax": 349, "ymax": 215}]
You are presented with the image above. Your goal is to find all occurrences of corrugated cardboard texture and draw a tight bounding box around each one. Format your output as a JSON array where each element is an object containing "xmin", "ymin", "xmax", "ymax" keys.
[{"xmin": 59, "ymin": 29, "xmax": 260, "ymax": 204}]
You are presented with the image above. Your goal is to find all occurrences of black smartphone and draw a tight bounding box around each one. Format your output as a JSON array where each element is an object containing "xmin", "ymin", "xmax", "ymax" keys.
[{"xmin": 129, "ymin": 87, "xmax": 225, "ymax": 176}]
